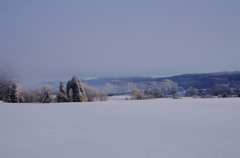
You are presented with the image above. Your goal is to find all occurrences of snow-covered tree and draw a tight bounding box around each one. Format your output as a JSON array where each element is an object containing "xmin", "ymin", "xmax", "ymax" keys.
[
  {"xmin": 59, "ymin": 81, "xmax": 65, "ymax": 94},
  {"xmin": 6, "ymin": 82, "xmax": 18, "ymax": 103},
  {"xmin": 0, "ymin": 64, "xmax": 18, "ymax": 101},
  {"xmin": 43, "ymin": 92, "xmax": 51, "ymax": 103},
  {"xmin": 66, "ymin": 76, "xmax": 87, "ymax": 102},
  {"xmin": 66, "ymin": 80, "xmax": 73, "ymax": 102},
  {"xmin": 57, "ymin": 81, "xmax": 67, "ymax": 102},
  {"xmin": 83, "ymin": 84, "xmax": 108, "ymax": 102},
  {"xmin": 19, "ymin": 96, "xmax": 25, "ymax": 103},
  {"xmin": 40, "ymin": 85, "xmax": 52, "ymax": 103}
]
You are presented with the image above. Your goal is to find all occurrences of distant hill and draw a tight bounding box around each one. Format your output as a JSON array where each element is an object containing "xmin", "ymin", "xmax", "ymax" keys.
[
  {"xmin": 82, "ymin": 71, "xmax": 240, "ymax": 89},
  {"xmin": 39, "ymin": 71, "xmax": 240, "ymax": 91},
  {"xmin": 155, "ymin": 71, "xmax": 240, "ymax": 89}
]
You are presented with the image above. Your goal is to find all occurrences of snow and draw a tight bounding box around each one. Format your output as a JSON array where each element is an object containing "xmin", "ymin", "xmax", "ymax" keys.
[{"xmin": 1, "ymin": 97, "xmax": 240, "ymax": 158}]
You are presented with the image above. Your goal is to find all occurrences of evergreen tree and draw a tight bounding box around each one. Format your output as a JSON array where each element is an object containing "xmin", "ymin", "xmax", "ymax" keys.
[
  {"xmin": 6, "ymin": 82, "xmax": 18, "ymax": 103},
  {"xmin": 40, "ymin": 85, "xmax": 52, "ymax": 103},
  {"xmin": 59, "ymin": 81, "xmax": 65, "ymax": 94},
  {"xmin": 57, "ymin": 81, "xmax": 67, "ymax": 102},
  {"xmin": 43, "ymin": 92, "xmax": 51, "ymax": 103},
  {"xmin": 66, "ymin": 76, "xmax": 87, "ymax": 102}
]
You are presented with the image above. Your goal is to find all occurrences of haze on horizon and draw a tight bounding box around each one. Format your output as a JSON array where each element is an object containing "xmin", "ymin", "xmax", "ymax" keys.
[{"xmin": 1, "ymin": 1, "xmax": 240, "ymax": 85}]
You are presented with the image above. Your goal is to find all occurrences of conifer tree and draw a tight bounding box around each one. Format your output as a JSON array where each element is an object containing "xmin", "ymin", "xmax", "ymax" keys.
[
  {"xmin": 6, "ymin": 82, "xmax": 18, "ymax": 103},
  {"xmin": 66, "ymin": 76, "xmax": 87, "ymax": 102},
  {"xmin": 57, "ymin": 81, "xmax": 67, "ymax": 102}
]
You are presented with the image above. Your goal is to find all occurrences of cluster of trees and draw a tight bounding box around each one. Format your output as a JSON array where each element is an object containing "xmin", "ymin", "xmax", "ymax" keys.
[
  {"xmin": 0, "ymin": 73, "xmax": 108, "ymax": 103},
  {"xmin": 56, "ymin": 76, "xmax": 108, "ymax": 103},
  {"xmin": 131, "ymin": 83, "xmax": 240, "ymax": 100},
  {"xmin": 186, "ymin": 84, "xmax": 240, "ymax": 98},
  {"xmin": 101, "ymin": 79, "xmax": 181, "ymax": 96},
  {"xmin": 157, "ymin": 72, "xmax": 240, "ymax": 89},
  {"xmin": 19, "ymin": 85, "xmax": 54, "ymax": 103},
  {"xmin": 129, "ymin": 80, "xmax": 182, "ymax": 100},
  {"xmin": 131, "ymin": 88, "xmax": 169, "ymax": 100}
]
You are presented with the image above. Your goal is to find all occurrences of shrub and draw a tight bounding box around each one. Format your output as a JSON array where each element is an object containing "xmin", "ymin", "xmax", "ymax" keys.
[
  {"xmin": 186, "ymin": 87, "xmax": 196, "ymax": 97},
  {"xmin": 201, "ymin": 95, "xmax": 215, "ymax": 98},
  {"xmin": 172, "ymin": 94, "xmax": 179, "ymax": 99},
  {"xmin": 192, "ymin": 95, "xmax": 200, "ymax": 99},
  {"xmin": 222, "ymin": 93, "xmax": 228, "ymax": 98},
  {"xmin": 144, "ymin": 88, "xmax": 165, "ymax": 98},
  {"xmin": 19, "ymin": 96, "xmax": 25, "ymax": 103},
  {"xmin": 131, "ymin": 89, "xmax": 147, "ymax": 100}
]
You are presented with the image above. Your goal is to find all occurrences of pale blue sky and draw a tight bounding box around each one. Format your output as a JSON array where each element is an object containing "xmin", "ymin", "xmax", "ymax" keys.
[{"xmin": 1, "ymin": 0, "xmax": 240, "ymax": 84}]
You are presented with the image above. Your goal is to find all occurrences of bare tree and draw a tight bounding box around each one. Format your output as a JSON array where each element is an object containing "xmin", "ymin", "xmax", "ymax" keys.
[
  {"xmin": 83, "ymin": 84, "xmax": 97, "ymax": 102},
  {"xmin": 96, "ymin": 91, "xmax": 108, "ymax": 101},
  {"xmin": 83, "ymin": 84, "xmax": 108, "ymax": 102}
]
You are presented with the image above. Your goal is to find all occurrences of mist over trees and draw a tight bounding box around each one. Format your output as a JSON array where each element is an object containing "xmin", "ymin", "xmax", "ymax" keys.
[
  {"xmin": 0, "ymin": 65, "xmax": 19, "ymax": 101},
  {"xmin": 101, "ymin": 79, "xmax": 181, "ymax": 96},
  {"xmin": 1, "ymin": 72, "xmax": 108, "ymax": 103},
  {"xmin": 6, "ymin": 83, "xmax": 18, "ymax": 103}
]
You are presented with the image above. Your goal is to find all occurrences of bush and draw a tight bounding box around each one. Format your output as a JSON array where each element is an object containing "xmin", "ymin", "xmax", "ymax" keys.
[
  {"xmin": 144, "ymin": 88, "xmax": 165, "ymax": 98},
  {"xmin": 186, "ymin": 87, "xmax": 196, "ymax": 97},
  {"xmin": 131, "ymin": 89, "xmax": 147, "ymax": 100},
  {"xmin": 222, "ymin": 93, "xmax": 228, "ymax": 98},
  {"xmin": 192, "ymin": 95, "xmax": 200, "ymax": 99},
  {"xmin": 172, "ymin": 94, "xmax": 179, "ymax": 99},
  {"xmin": 19, "ymin": 96, "xmax": 25, "ymax": 103},
  {"xmin": 201, "ymin": 95, "xmax": 215, "ymax": 98},
  {"xmin": 96, "ymin": 91, "xmax": 108, "ymax": 101}
]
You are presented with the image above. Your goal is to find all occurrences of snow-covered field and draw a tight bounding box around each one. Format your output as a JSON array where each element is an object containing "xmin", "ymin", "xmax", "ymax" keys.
[{"xmin": 1, "ymin": 96, "xmax": 240, "ymax": 158}]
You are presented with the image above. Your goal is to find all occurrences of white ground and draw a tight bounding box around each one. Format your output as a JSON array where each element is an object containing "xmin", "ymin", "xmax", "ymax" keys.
[{"xmin": 0, "ymin": 96, "xmax": 240, "ymax": 158}]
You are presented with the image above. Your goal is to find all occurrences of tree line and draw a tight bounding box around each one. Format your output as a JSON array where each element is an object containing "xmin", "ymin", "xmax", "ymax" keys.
[{"xmin": 0, "ymin": 69, "xmax": 108, "ymax": 103}]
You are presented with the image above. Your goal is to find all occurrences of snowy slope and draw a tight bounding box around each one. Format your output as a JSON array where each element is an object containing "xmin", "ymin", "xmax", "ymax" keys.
[{"xmin": 0, "ymin": 97, "xmax": 240, "ymax": 158}]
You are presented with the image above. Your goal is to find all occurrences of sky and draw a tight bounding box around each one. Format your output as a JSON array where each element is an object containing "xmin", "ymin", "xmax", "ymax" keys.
[{"xmin": 1, "ymin": 0, "xmax": 240, "ymax": 85}]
